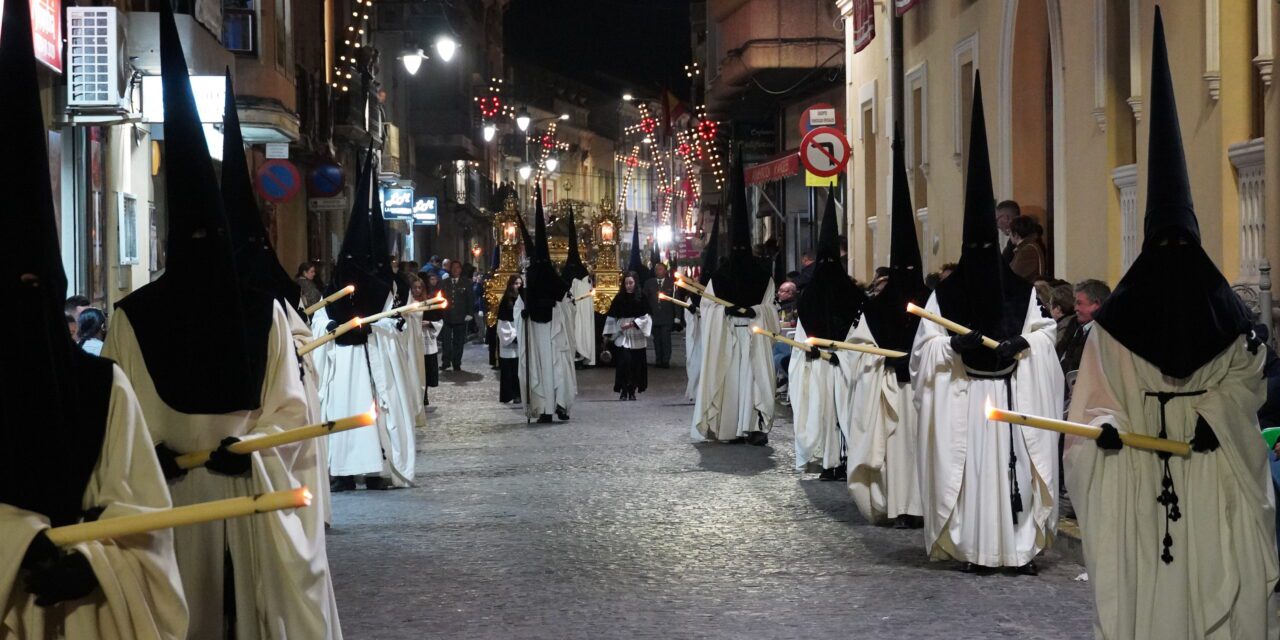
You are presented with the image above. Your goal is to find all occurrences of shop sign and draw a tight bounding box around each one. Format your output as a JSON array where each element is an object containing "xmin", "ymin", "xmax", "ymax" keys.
[
  {"xmin": 0, "ymin": 0, "xmax": 62, "ymax": 72},
  {"xmin": 141, "ymin": 75, "xmax": 226, "ymax": 123},
  {"xmin": 381, "ymin": 186, "xmax": 414, "ymax": 220},
  {"xmin": 411, "ymin": 197, "xmax": 437, "ymax": 225},
  {"xmin": 744, "ymin": 152, "xmax": 800, "ymax": 186}
]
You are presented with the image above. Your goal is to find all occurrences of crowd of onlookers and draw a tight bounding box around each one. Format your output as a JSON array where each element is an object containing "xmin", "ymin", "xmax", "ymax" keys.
[{"xmin": 64, "ymin": 295, "xmax": 107, "ymax": 356}]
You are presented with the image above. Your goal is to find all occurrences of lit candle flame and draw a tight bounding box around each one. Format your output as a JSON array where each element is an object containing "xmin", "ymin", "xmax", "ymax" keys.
[
  {"xmin": 343, "ymin": 285, "xmax": 356, "ymax": 295},
  {"xmin": 984, "ymin": 397, "xmax": 996, "ymax": 421},
  {"xmin": 906, "ymin": 302, "xmax": 922, "ymax": 314},
  {"xmin": 805, "ymin": 337, "xmax": 819, "ymax": 345},
  {"xmin": 750, "ymin": 326, "xmax": 764, "ymax": 334},
  {"xmin": 354, "ymin": 317, "xmax": 364, "ymax": 327},
  {"xmin": 295, "ymin": 487, "xmax": 313, "ymax": 507},
  {"xmin": 362, "ymin": 404, "xmax": 378, "ymax": 423},
  {"xmin": 439, "ymin": 300, "xmax": 449, "ymax": 309}
]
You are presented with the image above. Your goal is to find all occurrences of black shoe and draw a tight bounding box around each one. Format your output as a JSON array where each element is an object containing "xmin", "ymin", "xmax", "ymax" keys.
[
  {"xmin": 330, "ymin": 476, "xmax": 356, "ymax": 492},
  {"xmin": 620, "ymin": 391, "xmax": 628, "ymax": 401},
  {"xmin": 364, "ymin": 476, "xmax": 391, "ymax": 490},
  {"xmin": 893, "ymin": 515, "xmax": 913, "ymax": 529},
  {"xmin": 556, "ymin": 407, "xmax": 570, "ymax": 421},
  {"xmin": 960, "ymin": 562, "xmax": 979, "ymax": 574},
  {"xmin": 627, "ymin": 390, "xmax": 636, "ymax": 401},
  {"xmin": 1015, "ymin": 561, "xmax": 1039, "ymax": 576},
  {"xmin": 831, "ymin": 463, "xmax": 847, "ymax": 482},
  {"xmin": 818, "ymin": 468, "xmax": 838, "ymax": 481},
  {"xmin": 537, "ymin": 414, "xmax": 554, "ymax": 424},
  {"xmin": 454, "ymin": 366, "xmax": 464, "ymax": 373},
  {"xmin": 745, "ymin": 431, "xmax": 769, "ymax": 446}
]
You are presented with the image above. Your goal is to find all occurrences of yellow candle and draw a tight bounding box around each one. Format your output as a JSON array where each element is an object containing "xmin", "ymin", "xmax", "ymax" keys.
[
  {"xmin": 175, "ymin": 411, "xmax": 378, "ymax": 470},
  {"xmin": 674, "ymin": 278, "xmax": 735, "ymax": 309},
  {"xmin": 658, "ymin": 292, "xmax": 692, "ymax": 309},
  {"xmin": 984, "ymin": 404, "xmax": 1192, "ymax": 457},
  {"xmin": 46, "ymin": 488, "xmax": 312, "ymax": 546},
  {"xmin": 674, "ymin": 274, "xmax": 706, "ymax": 293},
  {"xmin": 752, "ymin": 326, "xmax": 831, "ymax": 361},
  {"xmin": 804, "ymin": 337, "xmax": 907, "ymax": 358},
  {"xmin": 303, "ymin": 285, "xmax": 355, "ymax": 316},
  {"xmin": 905, "ymin": 303, "xmax": 1002, "ymax": 350},
  {"xmin": 297, "ymin": 317, "xmax": 363, "ymax": 356}
]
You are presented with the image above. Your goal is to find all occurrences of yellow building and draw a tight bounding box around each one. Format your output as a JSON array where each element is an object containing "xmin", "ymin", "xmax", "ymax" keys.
[{"xmin": 836, "ymin": 0, "xmax": 1276, "ymax": 301}]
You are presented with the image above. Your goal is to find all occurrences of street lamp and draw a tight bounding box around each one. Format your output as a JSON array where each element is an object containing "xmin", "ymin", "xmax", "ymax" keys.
[
  {"xmin": 518, "ymin": 163, "xmax": 533, "ymax": 181},
  {"xmin": 559, "ymin": 113, "xmax": 570, "ymax": 121},
  {"xmin": 400, "ymin": 48, "xmax": 426, "ymax": 75},
  {"xmin": 434, "ymin": 35, "xmax": 458, "ymax": 62},
  {"xmin": 622, "ymin": 92, "xmax": 634, "ymax": 102},
  {"xmin": 515, "ymin": 107, "xmax": 532, "ymax": 132},
  {"xmin": 482, "ymin": 121, "xmax": 496, "ymax": 142},
  {"xmin": 656, "ymin": 225, "xmax": 673, "ymax": 246},
  {"xmin": 545, "ymin": 156, "xmax": 559, "ymax": 173}
]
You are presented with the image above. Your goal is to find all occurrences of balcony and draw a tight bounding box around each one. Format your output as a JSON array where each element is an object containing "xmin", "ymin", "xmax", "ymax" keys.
[{"xmin": 704, "ymin": 0, "xmax": 843, "ymax": 118}]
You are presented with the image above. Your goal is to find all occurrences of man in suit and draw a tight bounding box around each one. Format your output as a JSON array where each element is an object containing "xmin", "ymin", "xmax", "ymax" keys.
[
  {"xmin": 1056, "ymin": 278, "xmax": 1110, "ymax": 375},
  {"xmin": 996, "ymin": 200, "xmax": 1020, "ymax": 264},
  {"xmin": 644, "ymin": 262, "xmax": 677, "ymax": 368}
]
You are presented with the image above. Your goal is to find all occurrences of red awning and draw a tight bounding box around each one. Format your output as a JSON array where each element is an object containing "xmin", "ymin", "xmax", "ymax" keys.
[{"xmin": 744, "ymin": 150, "xmax": 800, "ymax": 186}]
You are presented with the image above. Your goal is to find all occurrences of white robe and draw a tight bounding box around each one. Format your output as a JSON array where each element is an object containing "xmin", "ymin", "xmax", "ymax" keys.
[
  {"xmin": 0, "ymin": 367, "xmax": 188, "ymax": 640},
  {"xmin": 1064, "ymin": 327, "xmax": 1278, "ymax": 639},
  {"xmin": 104, "ymin": 303, "xmax": 342, "ymax": 639},
  {"xmin": 287, "ymin": 306, "xmax": 332, "ymax": 528},
  {"xmin": 683, "ymin": 308, "xmax": 702, "ymax": 402},
  {"xmin": 514, "ymin": 297, "xmax": 578, "ymax": 418},
  {"xmin": 421, "ymin": 318, "xmax": 442, "ymax": 356},
  {"xmin": 911, "ymin": 293, "xmax": 1061, "ymax": 567},
  {"xmin": 787, "ymin": 321, "xmax": 857, "ymax": 471},
  {"xmin": 568, "ymin": 277, "xmax": 596, "ymax": 365},
  {"xmin": 310, "ymin": 304, "xmax": 415, "ymax": 487},
  {"xmin": 844, "ymin": 318, "xmax": 923, "ymax": 522},
  {"xmin": 603, "ymin": 314, "xmax": 653, "ymax": 349},
  {"xmin": 691, "ymin": 280, "xmax": 779, "ymax": 441},
  {"xmin": 366, "ymin": 319, "xmax": 420, "ymax": 485},
  {"xmin": 497, "ymin": 318, "xmax": 518, "ymax": 359}
]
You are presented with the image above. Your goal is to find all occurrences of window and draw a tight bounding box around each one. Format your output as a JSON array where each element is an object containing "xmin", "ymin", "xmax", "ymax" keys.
[
  {"xmin": 274, "ymin": 0, "xmax": 293, "ymax": 71},
  {"xmin": 118, "ymin": 193, "xmax": 139, "ymax": 266},
  {"xmin": 905, "ymin": 62, "xmax": 928, "ymax": 209},
  {"xmin": 953, "ymin": 33, "xmax": 978, "ymax": 166},
  {"xmin": 223, "ymin": 0, "xmax": 256, "ymax": 55}
]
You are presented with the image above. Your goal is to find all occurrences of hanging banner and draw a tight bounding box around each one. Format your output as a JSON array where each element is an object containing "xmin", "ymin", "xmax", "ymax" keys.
[
  {"xmin": 852, "ymin": 0, "xmax": 875, "ymax": 53},
  {"xmin": 895, "ymin": 0, "xmax": 922, "ymax": 16}
]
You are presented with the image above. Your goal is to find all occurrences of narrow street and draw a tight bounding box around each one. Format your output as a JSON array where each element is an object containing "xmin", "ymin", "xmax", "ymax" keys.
[{"xmin": 328, "ymin": 343, "xmax": 1095, "ymax": 639}]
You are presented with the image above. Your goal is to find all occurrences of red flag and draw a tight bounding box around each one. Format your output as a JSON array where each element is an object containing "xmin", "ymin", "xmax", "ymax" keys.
[
  {"xmin": 661, "ymin": 89, "xmax": 688, "ymax": 137},
  {"xmin": 853, "ymin": 0, "xmax": 875, "ymax": 53}
]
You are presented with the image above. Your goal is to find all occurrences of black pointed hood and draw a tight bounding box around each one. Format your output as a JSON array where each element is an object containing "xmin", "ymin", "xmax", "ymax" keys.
[
  {"xmin": 1, "ymin": 0, "xmax": 112, "ymax": 527},
  {"xmin": 521, "ymin": 186, "xmax": 566, "ymax": 322},
  {"xmin": 710, "ymin": 146, "xmax": 771, "ymax": 306},
  {"xmin": 561, "ymin": 204, "xmax": 590, "ymax": 282},
  {"xmin": 797, "ymin": 190, "xmax": 866, "ymax": 340},
  {"xmin": 932, "ymin": 73, "xmax": 1032, "ymax": 371},
  {"xmin": 116, "ymin": 0, "xmax": 271, "ymax": 413},
  {"xmin": 327, "ymin": 148, "xmax": 393, "ymax": 343},
  {"xmin": 627, "ymin": 214, "xmax": 652, "ymax": 282},
  {"xmin": 1093, "ymin": 7, "xmax": 1251, "ymax": 378},
  {"xmin": 863, "ymin": 125, "xmax": 931, "ymax": 352},
  {"xmin": 221, "ymin": 71, "xmax": 301, "ymax": 312},
  {"xmin": 699, "ymin": 208, "xmax": 721, "ymax": 286}
]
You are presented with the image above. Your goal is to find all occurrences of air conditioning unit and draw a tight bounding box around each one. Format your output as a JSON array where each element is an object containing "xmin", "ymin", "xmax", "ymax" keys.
[{"xmin": 66, "ymin": 7, "xmax": 130, "ymax": 116}]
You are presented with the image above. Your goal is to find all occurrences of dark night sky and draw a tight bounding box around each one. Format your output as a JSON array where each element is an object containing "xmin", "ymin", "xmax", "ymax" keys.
[{"xmin": 505, "ymin": 0, "xmax": 692, "ymax": 100}]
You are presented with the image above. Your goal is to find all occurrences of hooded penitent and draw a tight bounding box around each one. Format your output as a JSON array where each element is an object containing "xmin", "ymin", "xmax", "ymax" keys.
[
  {"xmin": 797, "ymin": 190, "xmax": 867, "ymax": 341},
  {"xmin": 861, "ymin": 126, "xmax": 930, "ymax": 354},
  {"xmin": 710, "ymin": 147, "xmax": 771, "ymax": 307},
  {"xmin": 560, "ymin": 204, "xmax": 590, "ymax": 283},
  {"xmin": 327, "ymin": 149, "xmax": 393, "ymax": 344},
  {"xmin": 1092, "ymin": 8, "xmax": 1251, "ymax": 379},
  {"xmin": 686, "ymin": 208, "xmax": 721, "ymax": 307},
  {"xmin": 931, "ymin": 73, "xmax": 1033, "ymax": 372},
  {"xmin": 520, "ymin": 186, "xmax": 566, "ymax": 322},
  {"xmin": 0, "ymin": 0, "xmax": 112, "ymax": 527},
  {"xmin": 221, "ymin": 71, "xmax": 301, "ymax": 311},
  {"xmin": 115, "ymin": 0, "xmax": 272, "ymax": 413}
]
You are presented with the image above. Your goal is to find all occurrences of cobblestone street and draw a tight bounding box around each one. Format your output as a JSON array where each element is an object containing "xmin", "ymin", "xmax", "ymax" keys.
[{"xmin": 327, "ymin": 343, "xmax": 1095, "ymax": 639}]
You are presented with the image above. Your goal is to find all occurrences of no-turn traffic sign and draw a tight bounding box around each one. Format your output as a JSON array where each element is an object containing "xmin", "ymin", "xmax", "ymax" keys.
[{"xmin": 799, "ymin": 126, "xmax": 850, "ymax": 178}]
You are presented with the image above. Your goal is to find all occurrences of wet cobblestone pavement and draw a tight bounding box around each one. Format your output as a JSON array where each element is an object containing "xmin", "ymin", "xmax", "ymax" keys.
[{"xmin": 327, "ymin": 343, "xmax": 1094, "ymax": 639}]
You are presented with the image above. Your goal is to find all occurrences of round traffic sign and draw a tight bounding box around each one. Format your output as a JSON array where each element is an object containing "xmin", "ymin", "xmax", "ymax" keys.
[
  {"xmin": 256, "ymin": 159, "xmax": 302, "ymax": 203},
  {"xmin": 799, "ymin": 102, "xmax": 841, "ymax": 137},
  {"xmin": 308, "ymin": 162, "xmax": 345, "ymax": 197},
  {"xmin": 799, "ymin": 126, "xmax": 850, "ymax": 178}
]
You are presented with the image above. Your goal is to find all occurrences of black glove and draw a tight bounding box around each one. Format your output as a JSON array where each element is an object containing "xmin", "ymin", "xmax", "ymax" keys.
[
  {"xmin": 24, "ymin": 549, "xmax": 98, "ymax": 607},
  {"xmin": 206, "ymin": 437, "xmax": 251, "ymax": 476},
  {"xmin": 154, "ymin": 442, "xmax": 188, "ymax": 481},
  {"xmin": 21, "ymin": 531, "xmax": 58, "ymax": 571},
  {"xmin": 395, "ymin": 316, "xmax": 407, "ymax": 331},
  {"xmin": 672, "ymin": 322, "xmax": 684, "ymax": 333},
  {"xmin": 826, "ymin": 352, "xmax": 840, "ymax": 368},
  {"xmin": 325, "ymin": 320, "xmax": 339, "ymax": 333},
  {"xmin": 805, "ymin": 347, "xmax": 821, "ymax": 361},
  {"xmin": 726, "ymin": 306, "xmax": 757, "ymax": 319},
  {"xmin": 520, "ymin": 309, "xmax": 530, "ymax": 319},
  {"xmin": 1095, "ymin": 423, "xmax": 1123, "ymax": 451},
  {"xmin": 1191, "ymin": 415, "xmax": 1220, "ymax": 453},
  {"xmin": 996, "ymin": 336, "xmax": 1030, "ymax": 360},
  {"xmin": 1247, "ymin": 328, "xmax": 1263, "ymax": 355},
  {"xmin": 885, "ymin": 355, "xmax": 911, "ymax": 383},
  {"xmin": 949, "ymin": 331, "xmax": 986, "ymax": 354}
]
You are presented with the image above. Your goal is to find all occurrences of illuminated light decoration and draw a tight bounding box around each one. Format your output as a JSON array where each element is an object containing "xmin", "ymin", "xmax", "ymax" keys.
[
  {"xmin": 625, "ymin": 155, "xmax": 639, "ymax": 168},
  {"xmin": 541, "ymin": 134, "xmax": 554, "ymax": 150},
  {"xmin": 677, "ymin": 143, "xmax": 691, "ymax": 157},
  {"xmin": 616, "ymin": 144, "xmax": 642, "ymax": 210}
]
